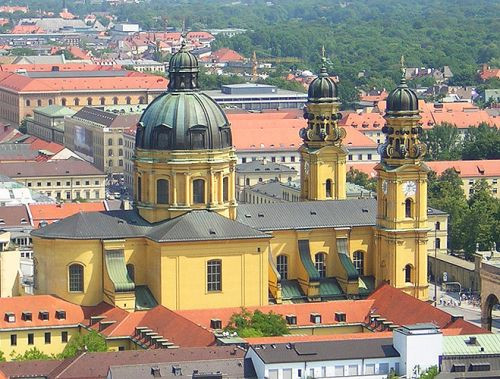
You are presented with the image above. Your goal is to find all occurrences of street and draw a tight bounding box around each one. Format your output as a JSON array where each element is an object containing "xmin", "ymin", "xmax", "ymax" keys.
[{"xmin": 429, "ymin": 283, "xmax": 499, "ymax": 333}]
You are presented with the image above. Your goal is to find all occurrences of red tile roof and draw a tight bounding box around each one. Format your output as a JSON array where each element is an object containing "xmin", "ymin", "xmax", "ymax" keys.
[
  {"xmin": 432, "ymin": 109, "xmax": 495, "ymax": 128},
  {"xmin": 480, "ymin": 67, "xmax": 500, "ymax": 81},
  {"xmin": 367, "ymin": 284, "xmax": 488, "ymax": 335},
  {"xmin": 81, "ymin": 303, "xmax": 215, "ymax": 347},
  {"xmin": 0, "ymin": 6, "xmax": 28, "ymax": 13},
  {"xmin": 0, "ymin": 124, "xmax": 22, "ymax": 143},
  {"xmin": 177, "ymin": 299, "xmax": 375, "ymax": 331},
  {"xmin": 229, "ymin": 115, "xmax": 376, "ymax": 151},
  {"xmin": 10, "ymin": 25, "xmax": 45, "ymax": 34},
  {"xmin": 186, "ymin": 31, "xmax": 214, "ymax": 40},
  {"xmin": 0, "ymin": 295, "xmax": 84, "ymax": 330},
  {"xmin": 0, "ymin": 205, "xmax": 32, "ymax": 228},
  {"xmin": 29, "ymin": 202, "xmax": 106, "ymax": 227},
  {"xmin": 0, "ymin": 70, "xmax": 167, "ymax": 93},
  {"xmin": 211, "ymin": 48, "xmax": 245, "ymax": 63},
  {"xmin": 426, "ymin": 159, "xmax": 500, "ymax": 178}
]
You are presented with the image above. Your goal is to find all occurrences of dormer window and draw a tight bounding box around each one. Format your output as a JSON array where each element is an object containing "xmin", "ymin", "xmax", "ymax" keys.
[
  {"xmin": 22, "ymin": 311, "xmax": 32, "ymax": 321},
  {"xmin": 210, "ymin": 319, "xmax": 222, "ymax": 329},
  {"xmin": 39, "ymin": 311, "xmax": 49, "ymax": 321},
  {"xmin": 5, "ymin": 312, "xmax": 15, "ymax": 323},
  {"xmin": 310, "ymin": 313, "xmax": 321, "ymax": 324},
  {"xmin": 56, "ymin": 310, "xmax": 66, "ymax": 320},
  {"xmin": 286, "ymin": 314, "xmax": 297, "ymax": 325}
]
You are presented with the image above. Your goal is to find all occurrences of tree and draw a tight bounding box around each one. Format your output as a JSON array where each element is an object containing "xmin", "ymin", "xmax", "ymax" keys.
[
  {"xmin": 61, "ymin": 50, "xmax": 76, "ymax": 60},
  {"xmin": 346, "ymin": 168, "xmax": 377, "ymax": 191},
  {"xmin": 225, "ymin": 308, "xmax": 289, "ymax": 338},
  {"xmin": 0, "ymin": 350, "xmax": 5, "ymax": 362},
  {"xmin": 462, "ymin": 124, "xmax": 500, "ymax": 160},
  {"xmin": 419, "ymin": 366, "xmax": 438, "ymax": 379},
  {"xmin": 58, "ymin": 330, "xmax": 107, "ymax": 359},
  {"xmin": 421, "ymin": 123, "xmax": 461, "ymax": 161},
  {"xmin": 461, "ymin": 180, "xmax": 500, "ymax": 257},
  {"xmin": 10, "ymin": 47, "xmax": 36, "ymax": 56},
  {"xmin": 11, "ymin": 347, "xmax": 51, "ymax": 361},
  {"xmin": 428, "ymin": 169, "xmax": 469, "ymax": 252}
]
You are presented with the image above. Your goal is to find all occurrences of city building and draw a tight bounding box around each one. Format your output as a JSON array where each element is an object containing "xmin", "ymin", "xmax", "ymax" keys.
[
  {"xmin": 0, "ymin": 158, "xmax": 106, "ymax": 201},
  {"xmin": 236, "ymin": 160, "xmax": 298, "ymax": 200},
  {"xmin": 32, "ymin": 48, "xmax": 434, "ymax": 314},
  {"xmin": 349, "ymin": 159, "xmax": 500, "ymax": 199},
  {"xmin": 0, "ymin": 231, "xmax": 21, "ymax": 298},
  {"xmin": 26, "ymin": 105, "xmax": 76, "ymax": 144},
  {"xmin": 204, "ymin": 83, "xmax": 308, "ymax": 111},
  {"xmin": 229, "ymin": 111, "xmax": 380, "ymax": 172},
  {"xmin": 0, "ymin": 68, "xmax": 167, "ymax": 126},
  {"xmin": 64, "ymin": 107, "xmax": 140, "ymax": 177},
  {"xmin": 242, "ymin": 180, "xmax": 374, "ymax": 204}
]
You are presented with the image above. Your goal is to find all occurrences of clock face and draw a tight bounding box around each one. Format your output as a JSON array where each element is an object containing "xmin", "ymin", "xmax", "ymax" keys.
[
  {"xmin": 403, "ymin": 181, "xmax": 417, "ymax": 196},
  {"xmin": 382, "ymin": 180, "xmax": 388, "ymax": 195}
]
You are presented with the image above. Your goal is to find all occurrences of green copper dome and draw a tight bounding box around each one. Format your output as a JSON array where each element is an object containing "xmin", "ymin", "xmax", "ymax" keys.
[
  {"xmin": 135, "ymin": 41, "xmax": 232, "ymax": 150},
  {"xmin": 308, "ymin": 65, "xmax": 338, "ymax": 103},
  {"xmin": 386, "ymin": 72, "xmax": 419, "ymax": 116}
]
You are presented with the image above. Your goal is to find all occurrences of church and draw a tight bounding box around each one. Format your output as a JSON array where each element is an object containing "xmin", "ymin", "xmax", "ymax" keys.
[{"xmin": 32, "ymin": 44, "xmax": 430, "ymax": 311}]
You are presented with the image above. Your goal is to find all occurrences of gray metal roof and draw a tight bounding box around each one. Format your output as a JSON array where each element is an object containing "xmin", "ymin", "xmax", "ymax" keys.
[
  {"xmin": 251, "ymin": 338, "xmax": 399, "ymax": 364},
  {"xmin": 72, "ymin": 107, "xmax": 139, "ymax": 129},
  {"xmin": 236, "ymin": 160, "xmax": 297, "ymax": 174},
  {"xmin": 237, "ymin": 199, "xmax": 377, "ymax": 231},
  {"xmin": 31, "ymin": 209, "xmax": 270, "ymax": 242}
]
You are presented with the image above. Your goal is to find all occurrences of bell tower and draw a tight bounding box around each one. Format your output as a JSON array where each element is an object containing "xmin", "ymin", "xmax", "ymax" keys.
[
  {"xmin": 300, "ymin": 48, "xmax": 347, "ymax": 201},
  {"xmin": 375, "ymin": 57, "xmax": 429, "ymax": 300}
]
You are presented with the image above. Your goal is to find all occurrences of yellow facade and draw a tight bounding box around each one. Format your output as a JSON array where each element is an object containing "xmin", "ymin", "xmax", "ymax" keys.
[
  {"xmin": 33, "ymin": 236, "xmax": 269, "ymax": 311},
  {"xmin": 0, "ymin": 327, "xmax": 78, "ymax": 359},
  {"xmin": 135, "ymin": 147, "xmax": 237, "ymax": 222},
  {"xmin": 300, "ymin": 99, "xmax": 347, "ymax": 201}
]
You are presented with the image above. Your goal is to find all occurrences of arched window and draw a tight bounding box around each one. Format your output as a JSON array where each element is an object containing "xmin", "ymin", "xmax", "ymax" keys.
[
  {"xmin": 26, "ymin": 99, "xmax": 31, "ymax": 106},
  {"xmin": 113, "ymin": 97, "xmax": 118, "ymax": 105},
  {"xmin": 68, "ymin": 264, "xmax": 84, "ymax": 292},
  {"xmin": 118, "ymin": 138, "xmax": 123, "ymax": 145},
  {"xmin": 435, "ymin": 221, "xmax": 441, "ymax": 230},
  {"xmin": 315, "ymin": 252, "xmax": 326, "ymax": 278},
  {"xmin": 139, "ymin": 96, "xmax": 145, "ymax": 104},
  {"xmin": 108, "ymin": 149, "xmax": 113, "ymax": 156},
  {"xmin": 353, "ymin": 251, "xmax": 364, "ymax": 276},
  {"xmin": 193, "ymin": 179, "xmax": 205, "ymax": 204},
  {"xmin": 74, "ymin": 98, "xmax": 80, "ymax": 106},
  {"xmin": 61, "ymin": 98, "xmax": 67, "ymax": 106},
  {"xmin": 223, "ymin": 177, "xmax": 229, "ymax": 202},
  {"xmin": 126, "ymin": 264, "xmax": 135, "ymax": 282},
  {"xmin": 405, "ymin": 198, "xmax": 413, "ymax": 218},
  {"xmin": 207, "ymin": 259, "xmax": 221, "ymax": 292},
  {"xmin": 383, "ymin": 198, "xmax": 388, "ymax": 218},
  {"xmin": 325, "ymin": 179, "xmax": 332, "ymax": 198},
  {"xmin": 126, "ymin": 96, "xmax": 131, "ymax": 105},
  {"xmin": 137, "ymin": 176, "xmax": 142, "ymax": 202},
  {"xmin": 246, "ymin": 178, "xmax": 250, "ymax": 186},
  {"xmin": 118, "ymin": 148, "xmax": 123, "ymax": 156},
  {"xmin": 436, "ymin": 238, "xmax": 441, "ymax": 249},
  {"xmin": 157, "ymin": 179, "xmax": 169, "ymax": 204},
  {"xmin": 37, "ymin": 99, "xmax": 42, "ymax": 107},
  {"xmin": 405, "ymin": 264, "xmax": 412, "ymax": 283},
  {"xmin": 108, "ymin": 138, "xmax": 113, "ymax": 146},
  {"xmin": 48, "ymin": 99, "xmax": 53, "ymax": 105},
  {"xmin": 100, "ymin": 97, "xmax": 105, "ymax": 105},
  {"xmin": 118, "ymin": 159, "xmax": 123, "ymax": 166},
  {"xmin": 277, "ymin": 255, "xmax": 288, "ymax": 279},
  {"xmin": 108, "ymin": 159, "xmax": 113, "ymax": 167}
]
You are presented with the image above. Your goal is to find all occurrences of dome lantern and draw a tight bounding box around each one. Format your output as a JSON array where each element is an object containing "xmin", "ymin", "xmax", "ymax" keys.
[
  {"xmin": 307, "ymin": 46, "xmax": 338, "ymax": 103},
  {"xmin": 385, "ymin": 55, "xmax": 419, "ymax": 116}
]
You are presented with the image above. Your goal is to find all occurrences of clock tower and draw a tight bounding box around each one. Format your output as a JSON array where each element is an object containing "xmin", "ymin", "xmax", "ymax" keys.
[
  {"xmin": 300, "ymin": 49, "xmax": 347, "ymax": 201},
  {"xmin": 374, "ymin": 57, "xmax": 429, "ymax": 300}
]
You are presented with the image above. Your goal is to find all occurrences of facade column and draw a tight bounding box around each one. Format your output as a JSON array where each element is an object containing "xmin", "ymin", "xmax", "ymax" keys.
[
  {"xmin": 171, "ymin": 171, "xmax": 177, "ymax": 206},
  {"xmin": 229, "ymin": 165, "xmax": 236, "ymax": 203},
  {"xmin": 148, "ymin": 171, "xmax": 155, "ymax": 204},
  {"xmin": 184, "ymin": 173, "xmax": 191, "ymax": 207},
  {"xmin": 209, "ymin": 170, "xmax": 215, "ymax": 206},
  {"xmin": 218, "ymin": 171, "xmax": 224, "ymax": 204}
]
